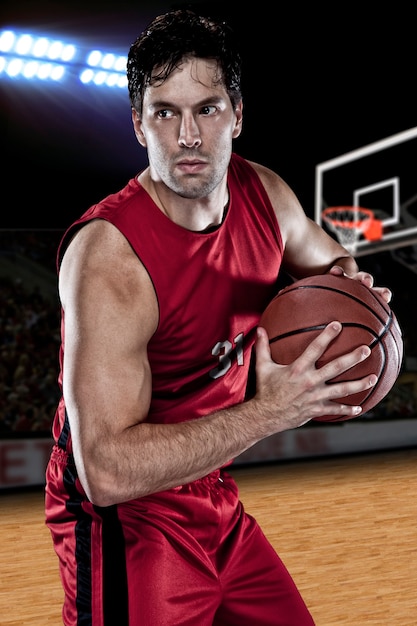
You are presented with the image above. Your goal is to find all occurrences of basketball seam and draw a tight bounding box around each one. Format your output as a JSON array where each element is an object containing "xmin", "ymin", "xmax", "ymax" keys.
[
  {"xmin": 269, "ymin": 321, "xmax": 389, "ymax": 346},
  {"xmin": 274, "ymin": 284, "xmax": 390, "ymax": 326}
]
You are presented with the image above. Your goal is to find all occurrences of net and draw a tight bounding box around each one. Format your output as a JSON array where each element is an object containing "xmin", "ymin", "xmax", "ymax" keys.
[{"xmin": 322, "ymin": 206, "xmax": 375, "ymax": 254}]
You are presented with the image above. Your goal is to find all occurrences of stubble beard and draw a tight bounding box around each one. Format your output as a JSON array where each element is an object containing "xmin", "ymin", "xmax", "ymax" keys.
[{"xmin": 166, "ymin": 152, "xmax": 230, "ymax": 200}]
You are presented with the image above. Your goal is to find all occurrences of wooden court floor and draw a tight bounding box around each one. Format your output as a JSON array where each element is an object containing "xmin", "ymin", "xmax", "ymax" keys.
[{"xmin": 1, "ymin": 447, "xmax": 416, "ymax": 625}]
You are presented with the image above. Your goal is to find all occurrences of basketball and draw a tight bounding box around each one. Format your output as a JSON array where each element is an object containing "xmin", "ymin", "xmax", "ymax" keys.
[{"xmin": 259, "ymin": 274, "xmax": 403, "ymax": 422}]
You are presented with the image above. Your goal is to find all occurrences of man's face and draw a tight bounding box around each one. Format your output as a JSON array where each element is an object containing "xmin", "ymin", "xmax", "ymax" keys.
[{"xmin": 132, "ymin": 57, "xmax": 242, "ymax": 199}]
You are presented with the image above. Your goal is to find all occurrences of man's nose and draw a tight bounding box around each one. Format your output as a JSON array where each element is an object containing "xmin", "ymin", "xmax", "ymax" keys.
[{"xmin": 178, "ymin": 114, "xmax": 202, "ymax": 148}]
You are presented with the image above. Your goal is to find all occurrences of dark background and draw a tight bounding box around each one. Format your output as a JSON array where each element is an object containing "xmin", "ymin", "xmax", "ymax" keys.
[
  {"xmin": 1, "ymin": 0, "xmax": 417, "ymax": 466},
  {"xmin": 2, "ymin": 0, "xmax": 416, "ymax": 229}
]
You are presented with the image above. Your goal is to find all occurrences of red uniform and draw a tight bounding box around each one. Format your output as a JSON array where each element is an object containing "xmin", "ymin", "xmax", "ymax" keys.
[{"xmin": 45, "ymin": 153, "xmax": 315, "ymax": 625}]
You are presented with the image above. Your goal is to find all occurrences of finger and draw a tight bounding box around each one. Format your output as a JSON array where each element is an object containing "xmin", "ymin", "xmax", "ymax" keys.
[
  {"xmin": 295, "ymin": 321, "xmax": 343, "ymax": 366},
  {"xmin": 255, "ymin": 325, "xmax": 275, "ymax": 364},
  {"xmin": 355, "ymin": 271, "xmax": 374, "ymax": 288},
  {"xmin": 328, "ymin": 269, "xmax": 392, "ymax": 303},
  {"xmin": 317, "ymin": 344, "xmax": 375, "ymax": 382},
  {"xmin": 372, "ymin": 286, "xmax": 392, "ymax": 303},
  {"xmin": 308, "ymin": 374, "xmax": 378, "ymax": 420},
  {"xmin": 325, "ymin": 373, "xmax": 378, "ymax": 401},
  {"xmin": 328, "ymin": 265, "xmax": 345, "ymax": 276},
  {"xmin": 310, "ymin": 402, "xmax": 363, "ymax": 420}
]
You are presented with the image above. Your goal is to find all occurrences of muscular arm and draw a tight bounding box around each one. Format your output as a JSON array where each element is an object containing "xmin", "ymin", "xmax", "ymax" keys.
[
  {"xmin": 61, "ymin": 219, "xmax": 377, "ymax": 507},
  {"xmin": 251, "ymin": 161, "xmax": 392, "ymax": 301},
  {"xmin": 251, "ymin": 161, "xmax": 356, "ymax": 275},
  {"xmin": 61, "ymin": 220, "xmax": 268, "ymax": 505}
]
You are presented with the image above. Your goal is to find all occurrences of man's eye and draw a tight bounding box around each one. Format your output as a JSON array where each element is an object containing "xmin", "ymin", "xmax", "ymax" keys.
[
  {"xmin": 157, "ymin": 109, "xmax": 174, "ymax": 119},
  {"xmin": 200, "ymin": 105, "xmax": 216, "ymax": 115}
]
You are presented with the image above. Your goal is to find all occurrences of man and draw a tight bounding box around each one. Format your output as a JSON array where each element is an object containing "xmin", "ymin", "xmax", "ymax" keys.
[{"xmin": 45, "ymin": 8, "xmax": 391, "ymax": 625}]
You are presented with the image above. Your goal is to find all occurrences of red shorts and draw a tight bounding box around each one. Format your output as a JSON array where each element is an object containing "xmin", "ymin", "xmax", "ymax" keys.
[{"xmin": 45, "ymin": 446, "xmax": 315, "ymax": 625}]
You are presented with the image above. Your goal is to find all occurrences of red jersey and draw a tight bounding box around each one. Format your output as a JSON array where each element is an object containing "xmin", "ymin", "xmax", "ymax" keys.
[{"xmin": 52, "ymin": 153, "xmax": 283, "ymax": 452}]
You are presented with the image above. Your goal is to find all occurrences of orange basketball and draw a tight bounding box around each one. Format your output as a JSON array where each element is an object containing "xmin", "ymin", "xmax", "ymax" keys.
[{"xmin": 259, "ymin": 274, "xmax": 403, "ymax": 422}]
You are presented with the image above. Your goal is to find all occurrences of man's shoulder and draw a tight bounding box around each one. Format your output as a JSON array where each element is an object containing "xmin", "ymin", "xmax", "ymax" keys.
[{"xmin": 230, "ymin": 153, "xmax": 282, "ymax": 189}]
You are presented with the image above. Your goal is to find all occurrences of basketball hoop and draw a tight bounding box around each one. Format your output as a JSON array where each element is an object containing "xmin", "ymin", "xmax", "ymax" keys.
[{"xmin": 321, "ymin": 206, "xmax": 382, "ymax": 255}]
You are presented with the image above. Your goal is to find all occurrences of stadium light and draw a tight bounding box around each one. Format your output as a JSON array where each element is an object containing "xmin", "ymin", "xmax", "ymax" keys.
[{"xmin": 0, "ymin": 29, "xmax": 127, "ymax": 89}]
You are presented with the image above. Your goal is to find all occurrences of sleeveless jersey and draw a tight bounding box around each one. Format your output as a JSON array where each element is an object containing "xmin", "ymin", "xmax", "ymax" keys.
[{"xmin": 52, "ymin": 153, "xmax": 283, "ymax": 453}]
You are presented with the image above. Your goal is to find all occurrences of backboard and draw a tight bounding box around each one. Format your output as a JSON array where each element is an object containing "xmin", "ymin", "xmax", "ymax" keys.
[{"xmin": 315, "ymin": 127, "xmax": 417, "ymax": 259}]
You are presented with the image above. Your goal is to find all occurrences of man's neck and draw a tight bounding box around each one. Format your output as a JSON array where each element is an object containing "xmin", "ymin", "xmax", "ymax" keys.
[{"xmin": 138, "ymin": 170, "xmax": 229, "ymax": 232}]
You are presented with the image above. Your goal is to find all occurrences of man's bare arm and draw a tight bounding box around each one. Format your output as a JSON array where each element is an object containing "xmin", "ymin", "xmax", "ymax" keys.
[{"xmin": 61, "ymin": 220, "xmax": 376, "ymax": 507}]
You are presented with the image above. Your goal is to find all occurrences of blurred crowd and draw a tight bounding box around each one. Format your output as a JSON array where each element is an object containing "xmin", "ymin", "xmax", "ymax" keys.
[{"xmin": 0, "ymin": 231, "xmax": 62, "ymax": 436}]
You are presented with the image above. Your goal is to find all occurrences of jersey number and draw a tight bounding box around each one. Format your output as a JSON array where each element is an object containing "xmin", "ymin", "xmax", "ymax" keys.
[{"xmin": 209, "ymin": 333, "xmax": 244, "ymax": 380}]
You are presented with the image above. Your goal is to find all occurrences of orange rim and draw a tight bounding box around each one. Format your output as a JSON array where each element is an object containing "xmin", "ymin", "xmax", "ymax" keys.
[{"xmin": 322, "ymin": 206, "xmax": 374, "ymax": 230}]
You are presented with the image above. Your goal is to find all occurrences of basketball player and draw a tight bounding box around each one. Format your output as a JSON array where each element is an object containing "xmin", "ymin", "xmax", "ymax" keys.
[{"xmin": 45, "ymin": 8, "xmax": 391, "ymax": 625}]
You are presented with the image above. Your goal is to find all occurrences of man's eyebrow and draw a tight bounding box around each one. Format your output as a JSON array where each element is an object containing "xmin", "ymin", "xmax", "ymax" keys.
[{"xmin": 147, "ymin": 95, "xmax": 227, "ymax": 110}]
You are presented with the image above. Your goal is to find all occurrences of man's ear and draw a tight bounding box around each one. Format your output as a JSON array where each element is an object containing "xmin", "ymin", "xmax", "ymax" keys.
[
  {"xmin": 132, "ymin": 109, "xmax": 147, "ymax": 147},
  {"xmin": 232, "ymin": 100, "xmax": 243, "ymax": 140}
]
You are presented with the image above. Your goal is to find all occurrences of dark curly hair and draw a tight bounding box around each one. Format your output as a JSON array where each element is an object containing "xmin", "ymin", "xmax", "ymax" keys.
[{"xmin": 127, "ymin": 9, "xmax": 242, "ymax": 115}]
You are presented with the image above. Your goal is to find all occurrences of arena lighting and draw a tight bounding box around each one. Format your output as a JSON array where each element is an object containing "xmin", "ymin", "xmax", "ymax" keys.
[{"xmin": 0, "ymin": 29, "xmax": 128, "ymax": 89}]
